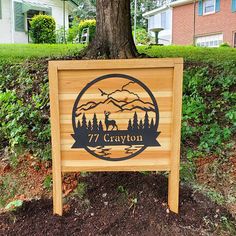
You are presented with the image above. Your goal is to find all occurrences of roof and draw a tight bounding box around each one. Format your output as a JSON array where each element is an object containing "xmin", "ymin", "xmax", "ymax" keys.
[
  {"xmin": 143, "ymin": 5, "xmax": 169, "ymax": 18},
  {"xmin": 170, "ymin": 0, "xmax": 194, "ymax": 7},
  {"xmin": 22, "ymin": 1, "xmax": 51, "ymax": 13},
  {"xmin": 143, "ymin": 0, "xmax": 195, "ymax": 18}
]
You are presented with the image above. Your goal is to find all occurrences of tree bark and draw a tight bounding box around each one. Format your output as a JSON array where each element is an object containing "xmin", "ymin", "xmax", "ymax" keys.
[{"xmin": 84, "ymin": 0, "xmax": 139, "ymax": 59}]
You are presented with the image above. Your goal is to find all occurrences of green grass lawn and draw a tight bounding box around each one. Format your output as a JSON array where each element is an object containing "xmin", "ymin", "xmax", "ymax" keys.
[
  {"xmin": 0, "ymin": 44, "xmax": 85, "ymax": 63},
  {"xmin": 138, "ymin": 45, "xmax": 236, "ymax": 64},
  {"xmin": 0, "ymin": 44, "xmax": 235, "ymax": 64}
]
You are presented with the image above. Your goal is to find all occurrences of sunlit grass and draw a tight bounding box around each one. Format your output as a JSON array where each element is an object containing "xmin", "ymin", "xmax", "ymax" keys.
[{"xmin": 0, "ymin": 44, "xmax": 85, "ymax": 63}]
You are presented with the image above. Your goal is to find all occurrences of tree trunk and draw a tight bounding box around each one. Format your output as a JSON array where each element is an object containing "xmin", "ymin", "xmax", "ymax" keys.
[{"xmin": 84, "ymin": 0, "xmax": 139, "ymax": 59}]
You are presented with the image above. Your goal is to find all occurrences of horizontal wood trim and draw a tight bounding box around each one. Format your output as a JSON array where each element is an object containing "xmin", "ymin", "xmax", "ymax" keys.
[
  {"xmin": 58, "ymin": 68, "xmax": 173, "ymax": 94},
  {"xmin": 49, "ymin": 58, "xmax": 183, "ymax": 71},
  {"xmin": 61, "ymin": 150, "xmax": 171, "ymax": 161},
  {"xmin": 61, "ymin": 157, "xmax": 171, "ymax": 172}
]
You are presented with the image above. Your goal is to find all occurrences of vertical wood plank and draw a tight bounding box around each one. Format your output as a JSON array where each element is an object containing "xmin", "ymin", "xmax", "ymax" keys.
[
  {"xmin": 168, "ymin": 61, "xmax": 183, "ymax": 213},
  {"xmin": 49, "ymin": 62, "xmax": 63, "ymax": 216}
]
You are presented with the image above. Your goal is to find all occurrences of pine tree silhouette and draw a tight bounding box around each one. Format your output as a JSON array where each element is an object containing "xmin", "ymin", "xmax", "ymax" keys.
[
  {"xmin": 139, "ymin": 119, "xmax": 144, "ymax": 130},
  {"xmin": 150, "ymin": 118, "xmax": 155, "ymax": 130},
  {"xmin": 77, "ymin": 120, "xmax": 81, "ymax": 130},
  {"xmin": 127, "ymin": 119, "xmax": 133, "ymax": 130},
  {"xmin": 99, "ymin": 120, "xmax": 103, "ymax": 131},
  {"xmin": 144, "ymin": 112, "xmax": 149, "ymax": 130},
  {"xmin": 82, "ymin": 113, "xmax": 87, "ymax": 130},
  {"xmin": 92, "ymin": 113, "xmax": 98, "ymax": 131},
  {"xmin": 88, "ymin": 120, "xmax": 92, "ymax": 131},
  {"xmin": 133, "ymin": 112, "xmax": 138, "ymax": 131}
]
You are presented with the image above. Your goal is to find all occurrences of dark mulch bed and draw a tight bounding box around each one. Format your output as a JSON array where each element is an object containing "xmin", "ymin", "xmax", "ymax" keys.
[{"xmin": 0, "ymin": 172, "xmax": 234, "ymax": 236}]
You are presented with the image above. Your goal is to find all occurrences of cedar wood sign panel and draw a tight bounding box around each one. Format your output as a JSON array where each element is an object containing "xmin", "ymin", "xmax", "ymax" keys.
[{"xmin": 49, "ymin": 59, "xmax": 183, "ymax": 216}]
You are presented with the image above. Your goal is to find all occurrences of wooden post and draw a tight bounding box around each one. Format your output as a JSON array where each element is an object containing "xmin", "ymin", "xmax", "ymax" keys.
[
  {"xmin": 168, "ymin": 62, "xmax": 183, "ymax": 213},
  {"xmin": 49, "ymin": 62, "xmax": 63, "ymax": 216}
]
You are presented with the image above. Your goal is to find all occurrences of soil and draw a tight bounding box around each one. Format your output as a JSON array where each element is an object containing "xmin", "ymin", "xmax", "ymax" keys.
[
  {"xmin": 196, "ymin": 154, "xmax": 236, "ymax": 218},
  {"xmin": 0, "ymin": 155, "xmax": 52, "ymax": 211},
  {"xmin": 0, "ymin": 172, "xmax": 234, "ymax": 236}
]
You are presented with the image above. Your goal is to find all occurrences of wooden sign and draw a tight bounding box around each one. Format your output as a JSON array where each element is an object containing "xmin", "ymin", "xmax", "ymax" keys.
[{"xmin": 49, "ymin": 58, "xmax": 183, "ymax": 216}]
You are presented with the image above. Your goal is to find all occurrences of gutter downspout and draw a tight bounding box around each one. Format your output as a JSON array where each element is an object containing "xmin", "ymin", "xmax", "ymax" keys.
[{"xmin": 193, "ymin": 0, "xmax": 196, "ymax": 45}]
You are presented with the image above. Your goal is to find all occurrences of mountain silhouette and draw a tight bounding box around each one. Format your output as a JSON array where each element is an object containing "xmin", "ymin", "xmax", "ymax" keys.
[
  {"xmin": 76, "ymin": 81, "xmax": 155, "ymax": 115},
  {"xmin": 77, "ymin": 96, "xmax": 155, "ymax": 114}
]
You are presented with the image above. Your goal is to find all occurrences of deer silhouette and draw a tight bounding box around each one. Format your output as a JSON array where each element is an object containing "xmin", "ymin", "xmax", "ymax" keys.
[{"xmin": 104, "ymin": 111, "xmax": 118, "ymax": 131}]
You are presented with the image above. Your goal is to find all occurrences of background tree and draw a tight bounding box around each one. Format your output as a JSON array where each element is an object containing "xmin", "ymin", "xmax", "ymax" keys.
[
  {"xmin": 130, "ymin": 0, "xmax": 159, "ymax": 28},
  {"xmin": 75, "ymin": 0, "xmax": 96, "ymax": 20},
  {"xmin": 85, "ymin": 0, "xmax": 138, "ymax": 59}
]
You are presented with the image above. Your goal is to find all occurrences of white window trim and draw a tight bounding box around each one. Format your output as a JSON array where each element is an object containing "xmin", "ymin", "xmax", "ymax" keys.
[
  {"xmin": 203, "ymin": 0, "xmax": 216, "ymax": 15},
  {"xmin": 195, "ymin": 33, "xmax": 223, "ymax": 48}
]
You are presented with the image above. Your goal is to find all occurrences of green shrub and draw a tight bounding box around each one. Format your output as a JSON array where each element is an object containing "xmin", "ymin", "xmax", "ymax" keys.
[
  {"xmin": 68, "ymin": 17, "xmax": 80, "ymax": 43},
  {"xmin": 220, "ymin": 42, "xmax": 231, "ymax": 48},
  {"xmin": 68, "ymin": 19, "xmax": 96, "ymax": 43},
  {"xmin": 138, "ymin": 45, "xmax": 236, "ymax": 64},
  {"xmin": 134, "ymin": 28, "xmax": 153, "ymax": 45},
  {"xmin": 30, "ymin": 14, "xmax": 56, "ymax": 44}
]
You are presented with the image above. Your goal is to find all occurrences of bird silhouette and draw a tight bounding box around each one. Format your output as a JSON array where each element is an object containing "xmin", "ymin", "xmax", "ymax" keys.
[{"xmin": 98, "ymin": 88, "xmax": 108, "ymax": 96}]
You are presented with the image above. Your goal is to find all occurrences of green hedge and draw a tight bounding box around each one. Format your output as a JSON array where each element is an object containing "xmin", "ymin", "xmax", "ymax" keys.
[
  {"xmin": 0, "ymin": 46, "xmax": 235, "ymax": 161},
  {"xmin": 30, "ymin": 15, "xmax": 56, "ymax": 44},
  {"xmin": 138, "ymin": 45, "xmax": 236, "ymax": 64}
]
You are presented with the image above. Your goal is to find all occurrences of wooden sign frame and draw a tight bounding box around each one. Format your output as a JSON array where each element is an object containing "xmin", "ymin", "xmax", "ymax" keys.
[{"xmin": 49, "ymin": 58, "xmax": 183, "ymax": 216}]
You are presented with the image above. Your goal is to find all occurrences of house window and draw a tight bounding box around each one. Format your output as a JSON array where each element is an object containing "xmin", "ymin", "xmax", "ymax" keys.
[
  {"xmin": 203, "ymin": 0, "xmax": 215, "ymax": 14},
  {"xmin": 196, "ymin": 34, "xmax": 223, "ymax": 47},
  {"xmin": 148, "ymin": 16, "xmax": 155, "ymax": 29},
  {"xmin": 161, "ymin": 12, "xmax": 166, "ymax": 28},
  {"xmin": 26, "ymin": 10, "xmax": 45, "ymax": 32}
]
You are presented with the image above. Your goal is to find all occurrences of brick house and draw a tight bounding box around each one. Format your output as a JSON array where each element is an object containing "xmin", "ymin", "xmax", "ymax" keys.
[{"xmin": 144, "ymin": 0, "xmax": 236, "ymax": 47}]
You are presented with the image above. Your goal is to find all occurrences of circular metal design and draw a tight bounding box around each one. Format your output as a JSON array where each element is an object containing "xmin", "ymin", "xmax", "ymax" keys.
[{"xmin": 72, "ymin": 74, "xmax": 159, "ymax": 161}]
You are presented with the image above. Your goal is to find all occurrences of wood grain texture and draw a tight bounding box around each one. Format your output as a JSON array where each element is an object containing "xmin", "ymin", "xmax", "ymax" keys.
[
  {"xmin": 55, "ymin": 58, "xmax": 182, "ymax": 70},
  {"xmin": 58, "ymin": 68, "xmax": 173, "ymax": 94},
  {"xmin": 168, "ymin": 61, "xmax": 183, "ymax": 214},
  {"xmin": 48, "ymin": 62, "xmax": 62, "ymax": 216},
  {"xmin": 49, "ymin": 58, "xmax": 183, "ymax": 215}
]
